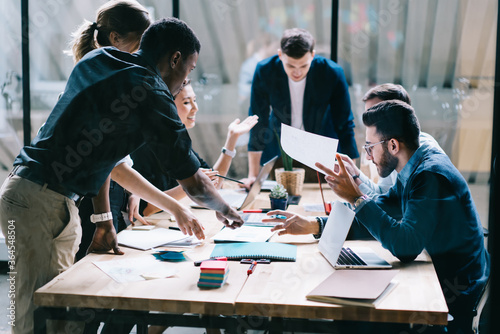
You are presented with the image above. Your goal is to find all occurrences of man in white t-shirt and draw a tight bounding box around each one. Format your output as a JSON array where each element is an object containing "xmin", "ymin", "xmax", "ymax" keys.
[{"xmin": 245, "ymin": 28, "xmax": 358, "ymax": 185}]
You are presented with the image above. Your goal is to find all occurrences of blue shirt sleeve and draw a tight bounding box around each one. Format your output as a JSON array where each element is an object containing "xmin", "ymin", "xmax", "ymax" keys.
[{"xmin": 355, "ymin": 172, "xmax": 445, "ymax": 262}]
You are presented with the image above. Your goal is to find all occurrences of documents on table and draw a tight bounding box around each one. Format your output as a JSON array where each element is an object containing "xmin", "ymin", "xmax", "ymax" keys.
[
  {"xmin": 93, "ymin": 257, "xmax": 177, "ymax": 283},
  {"xmin": 117, "ymin": 228, "xmax": 192, "ymax": 250},
  {"xmin": 303, "ymin": 203, "xmax": 328, "ymax": 212},
  {"xmin": 240, "ymin": 212, "xmax": 282, "ymax": 227},
  {"xmin": 280, "ymin": 124, "xmax": 338, "ymax": 174},
  {"xmin": 211, "ymin": 225, "xmax": 276, "ymax": 243}
]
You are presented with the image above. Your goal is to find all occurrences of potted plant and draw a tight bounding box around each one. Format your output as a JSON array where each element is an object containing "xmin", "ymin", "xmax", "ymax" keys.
[
  {"xmin": 269, "ymin": 184, "xmax": 288, "ymax": 210},
  {"xmin": 274, "ymin": 131, "xmax": 305, "ymax": 196}
]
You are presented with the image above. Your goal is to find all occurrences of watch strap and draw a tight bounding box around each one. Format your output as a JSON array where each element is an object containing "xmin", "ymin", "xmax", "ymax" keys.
[
  {"xmin": 90, "ymin": 212, "xmax": 113, "ymax": 223},
  {"xmin": 221, "ymin": 147, "xmax": 236, "ymax": 158}
]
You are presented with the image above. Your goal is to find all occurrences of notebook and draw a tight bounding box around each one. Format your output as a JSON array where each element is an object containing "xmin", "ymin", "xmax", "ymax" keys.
[
  {"xmin": 210, "ymin": 242, "xmax": 297, "ymax": 261},
  {"xmin": 192, "ymin": 156, "xmax": 278, "ymax": 210},
  {"xmin": 306, "ymin": 269, "xmax": 399, "ymax": 308},
  {"xmin": 318, "ymin": 201, "xmax": 392, "ymax": 269}
]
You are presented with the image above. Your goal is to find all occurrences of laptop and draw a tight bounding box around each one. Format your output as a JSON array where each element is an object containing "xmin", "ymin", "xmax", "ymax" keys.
[
  {"xmin": 318, "ymin": 201, "xmax": 392, "ymax": 269},
  {"xmin": 191, "ymin": 156, "xmax": 278, "ymax": 210}
]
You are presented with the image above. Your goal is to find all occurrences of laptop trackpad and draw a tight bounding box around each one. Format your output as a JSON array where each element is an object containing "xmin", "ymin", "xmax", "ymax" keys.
[{"xmin": 353, "ymin": 247, "xmax": 392, "ymax": 267}]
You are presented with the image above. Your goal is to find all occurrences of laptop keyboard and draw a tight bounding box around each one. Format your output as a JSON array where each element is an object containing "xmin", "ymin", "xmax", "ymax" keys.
[{"xmin": 337, "ymin": 247, "xmax": 367, "ymax": 266}]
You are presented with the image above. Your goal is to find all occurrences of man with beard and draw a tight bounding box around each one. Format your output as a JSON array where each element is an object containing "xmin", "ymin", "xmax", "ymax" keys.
[
  {"xmin": 337, "ymin": 83, "xmax": 444, "ymax": 199},
  {"xmin": 268, "ymin": 100, "xmax": 490, "ymax": 333}
]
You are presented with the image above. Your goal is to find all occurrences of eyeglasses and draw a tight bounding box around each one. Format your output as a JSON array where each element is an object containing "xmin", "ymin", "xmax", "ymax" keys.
[{"xmin": 363, "ymin": 140, "xmax": 386, "ymax": 157}]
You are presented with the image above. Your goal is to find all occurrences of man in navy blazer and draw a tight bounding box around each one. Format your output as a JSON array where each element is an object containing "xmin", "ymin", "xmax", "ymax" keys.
[{"xmin": 245, "ymin": 28, "xmax": 359, "ymax": 184}]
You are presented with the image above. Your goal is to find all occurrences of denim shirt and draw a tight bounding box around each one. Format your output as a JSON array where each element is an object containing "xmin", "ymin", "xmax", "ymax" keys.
[{"xmin": 355, "ymin": 145, "xmax": 490, "ymax": 314}]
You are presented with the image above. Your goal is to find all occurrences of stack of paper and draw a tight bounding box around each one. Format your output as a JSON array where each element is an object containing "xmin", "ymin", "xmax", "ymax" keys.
[{"xmin": 197, "ymin": 260, "xmax": 229, "ymax": 288}]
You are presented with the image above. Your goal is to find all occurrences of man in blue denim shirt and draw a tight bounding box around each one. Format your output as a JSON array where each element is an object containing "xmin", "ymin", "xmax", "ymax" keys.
[
  {"xmin": 270, "ymin": 100, "xmax": 489, "ymax": 333},
  {"xmin": 318, "ymin": 100, "xmax": 490, "ymax": 333}
]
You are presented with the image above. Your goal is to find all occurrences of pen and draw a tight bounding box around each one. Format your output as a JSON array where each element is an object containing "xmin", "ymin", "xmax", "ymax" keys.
[
  {"xmin": 215, "ymin": 174, "xmax": 245, "ymax": 185},
  {"xmin": 168, "ymin": 226, "xmax": 181, "ymax": 231},
  {"xmin": 247, "ymin": 260, "xmax": 257, "ymax": 275},
  {"xmin": 194, "ymin": 257, "xmax": 227, "ymax": 266},
  {"xmin": 270, "ymin": 214, "xmax": 287, "ymax": 219},
  {"xmin": 242, "ymin": 209, "xmax": 272, "ymax": 213}
]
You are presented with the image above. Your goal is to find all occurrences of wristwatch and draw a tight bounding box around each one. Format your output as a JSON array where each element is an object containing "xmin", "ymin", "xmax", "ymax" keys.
[
  {"xmin": 353, "ymin": 195, "xmax": 368, "ymax": 209},
  {"xmin": 221, "ymin": 147, "xmax": 236, "ymax": 158},
  {"xmin": 90, "ymin": 212, "xmax": 113, "ymax": 223}
]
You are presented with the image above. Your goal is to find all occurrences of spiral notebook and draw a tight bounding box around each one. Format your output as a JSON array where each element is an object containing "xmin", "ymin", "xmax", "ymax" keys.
[{"xmin": 210, "ymin": 242, "xmax": 297, "ymax": 261}]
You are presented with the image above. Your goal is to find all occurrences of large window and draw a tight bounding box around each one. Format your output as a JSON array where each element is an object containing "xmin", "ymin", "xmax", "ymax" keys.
[
  {"xmin": 0, "ymin": 1, "xmax": 23, "ymax": 174},
  {"xmin": 338, "ymin": 0, "xmax": 496, "ymax": 228},
  {"xmin": 179, "ymin": 0, "xmax": 332, "ymax": 176}
]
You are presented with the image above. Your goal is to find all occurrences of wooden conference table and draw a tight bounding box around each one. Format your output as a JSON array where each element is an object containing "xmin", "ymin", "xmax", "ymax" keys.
[{"xmin": 33, "ymin": 184, "xmax": 448, "ymax": 333}]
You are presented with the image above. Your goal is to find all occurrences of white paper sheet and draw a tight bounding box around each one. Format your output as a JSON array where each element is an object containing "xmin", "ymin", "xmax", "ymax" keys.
[
  {"xmin": 93, "ymin": 257, "xmax": 177, "ymax": 283},
  {"xmin": 280, "ymin": 124, "xmax": 338, "ymax": 174},
  {"xmin": 211, "ymin": 225, "xmax": 275, "ymax": 243},
  {"xmin": 117, "ymin": 228, "xmax": 190, "ymax": 250}
]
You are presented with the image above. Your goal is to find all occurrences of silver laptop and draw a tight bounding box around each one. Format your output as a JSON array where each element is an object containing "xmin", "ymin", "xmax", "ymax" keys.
[
  {"xmin": 318, "ymin": 201, "xmax": 392, "ymax": 269},
  {"xmin": 191, "ymin": 156, "xmax": 278, "ymax": 210}
]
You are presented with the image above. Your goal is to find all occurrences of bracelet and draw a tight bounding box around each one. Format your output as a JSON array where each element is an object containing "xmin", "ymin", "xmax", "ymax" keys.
[
  {"xmin": 221, "ymin": 147, "xmax": 236, "ymax": 158},
  {"xmin": 90, "ymin": 212, "xmax": 113, "ymax": 223},
  {"xmin": 313, "ymin": 216, "xmax": 324, "ymax": 239}
]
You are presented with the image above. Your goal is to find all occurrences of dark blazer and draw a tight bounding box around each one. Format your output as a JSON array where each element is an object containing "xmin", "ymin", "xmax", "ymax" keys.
[{"xmin": 248, "ymin": 55, "xmax": 359, "ymax": 163}]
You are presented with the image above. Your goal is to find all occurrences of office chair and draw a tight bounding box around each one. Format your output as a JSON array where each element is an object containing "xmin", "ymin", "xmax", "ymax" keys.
[{"xmin": 471, "ymin": 276, "xmax": 490, "ymax": 333}]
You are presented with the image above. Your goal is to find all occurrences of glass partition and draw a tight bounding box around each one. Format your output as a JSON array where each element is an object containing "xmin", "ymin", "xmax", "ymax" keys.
[
  {"xmin": 0, "ymin": 1, "xmax": 23, "ymax": 175},
  {"xmin": 338, "ymin": 0, "xmax": 496, "ymax": 228},
  {"xmin": 179, "ymin": 0, "xmax": 332, "ymax": 176}
]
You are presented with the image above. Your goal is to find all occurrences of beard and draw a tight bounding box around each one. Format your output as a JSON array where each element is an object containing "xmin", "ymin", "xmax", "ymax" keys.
[{"xmin": 376, "ymin": 146, "xmax": 398, "ymax": 178}]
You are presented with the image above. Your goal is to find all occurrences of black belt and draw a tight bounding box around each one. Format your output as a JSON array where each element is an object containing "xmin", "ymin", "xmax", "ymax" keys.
[{"xmin": 11, "ymin": 165, "xmax": 84, "ymax": 204}]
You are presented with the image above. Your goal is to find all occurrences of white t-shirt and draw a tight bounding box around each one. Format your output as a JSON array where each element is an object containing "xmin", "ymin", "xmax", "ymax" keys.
[{"xmin": 288, "ymin": 77, "xmax": 306, "ymax": 130}]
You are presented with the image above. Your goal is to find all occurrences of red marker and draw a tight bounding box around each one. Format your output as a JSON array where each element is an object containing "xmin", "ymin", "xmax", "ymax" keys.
[{"xmin": 247, "ymin": 260, "xmax": 257, "ymax": 275}]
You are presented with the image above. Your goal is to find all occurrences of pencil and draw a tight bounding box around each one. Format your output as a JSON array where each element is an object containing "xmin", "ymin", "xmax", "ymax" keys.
[{"xmin": 215, "ymin": 174, "xmax": 244, "ymax": 184}]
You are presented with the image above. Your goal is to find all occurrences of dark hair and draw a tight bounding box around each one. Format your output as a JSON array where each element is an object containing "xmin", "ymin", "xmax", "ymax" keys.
[
  {"xmin": 362, "ymin": 83, "xmax": 411, "ymax": 105},
  {"xmin": 140, "ymin": 18, "xmax": 201, "ymax": 63},
  {"xmin": 68, "ymin": 0, "xmax": 151, "ymax": 62},
  {"xmin": 280, "ymin": 28, "xmax": 315, "ymax": 58},
  {"xmin": 363, "ymin": 100, "xmax": 420, "ymax": 151}
]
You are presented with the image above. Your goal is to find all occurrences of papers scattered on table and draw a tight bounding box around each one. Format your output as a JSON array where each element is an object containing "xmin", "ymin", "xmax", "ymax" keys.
[
  {"xmin": 240, "ymin": 213, "xmax": 281, "ymax": 227},
  {"xmin": 303, "ymin": 203, "xmax": 328, "ymax": 212},
  {"xmin": 280, "ymin": 124, "xmax": 338, "ymax": 174},
  {"xmin": 132, "ymin": 225, "xmax": 156, "ymax": 231},
  {"xmin": 93, "ymin": 257, "xmax": 177, "ymax": 283},
  {"xmin": 117, "ymin": 228, "xmax": 191, "ymax": 250},
  {"xmin": 161, "ymin": 235, "xmax": 202, "ymax": 248},
  {"xmin": 211, "ymin": 225, "xmax": 275, "ymax": 243}
]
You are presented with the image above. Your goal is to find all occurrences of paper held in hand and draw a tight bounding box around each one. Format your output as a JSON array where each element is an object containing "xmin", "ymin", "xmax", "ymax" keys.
[{"xmin": 280, "ymin": 124, "xmax": 338, "ymax": 175}]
